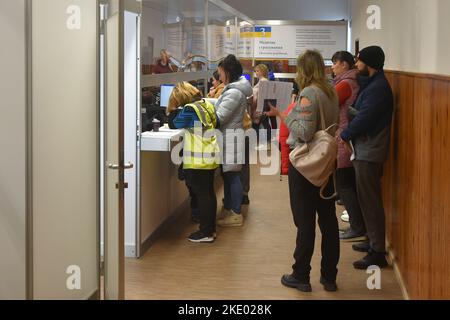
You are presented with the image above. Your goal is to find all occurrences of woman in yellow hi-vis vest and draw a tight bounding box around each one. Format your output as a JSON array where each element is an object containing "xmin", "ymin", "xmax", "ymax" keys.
[{"xmin": 167, "ymin": 82, "xmax": 220, "ymax": 243}]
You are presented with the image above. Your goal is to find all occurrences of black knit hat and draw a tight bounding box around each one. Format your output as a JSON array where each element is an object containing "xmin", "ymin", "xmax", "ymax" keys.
[{"xmin": 358, "ymin": 46, "xmax": 385, "ymax": 70}]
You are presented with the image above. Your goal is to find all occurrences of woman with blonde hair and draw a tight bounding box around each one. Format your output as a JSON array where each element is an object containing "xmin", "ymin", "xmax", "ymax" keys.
[
  {"xmin": 268, "ymin": 50, "xmax": 340, "ymax": 292},
  {"xmin": 167, "ymin": 82, "xmax": 220, "ymax": 243}
]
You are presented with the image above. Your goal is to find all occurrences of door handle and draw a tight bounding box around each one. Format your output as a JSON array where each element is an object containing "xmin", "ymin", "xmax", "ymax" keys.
[
  {"xmin": 124, "ymin": 162, "xmax": 134, "ymax": 169},
  {"xmin": 107, "ymin": 162, "xmax": 134, "ymax": 170}
]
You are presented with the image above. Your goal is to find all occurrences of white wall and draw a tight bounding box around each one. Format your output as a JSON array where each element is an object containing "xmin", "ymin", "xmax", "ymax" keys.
[
  {"xmin": 32, "ymin": 0, "xmax": 98, "ymax": 299},
  {"xmin": 223, "ymin": 0, "xmax": 350, "ymax": 21},
  {"xmin": 0, "ymin": 0, "xmax": 27, "ymax": 300},
  {"xmin": 350, "ymin": 0, "xmax": 450, "ymax": 75}
]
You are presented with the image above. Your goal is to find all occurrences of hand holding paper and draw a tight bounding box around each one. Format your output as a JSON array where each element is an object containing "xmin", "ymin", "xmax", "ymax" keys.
[{"xmin": 265, "ymin": 103, "xmax": 279, "ymax": 117}]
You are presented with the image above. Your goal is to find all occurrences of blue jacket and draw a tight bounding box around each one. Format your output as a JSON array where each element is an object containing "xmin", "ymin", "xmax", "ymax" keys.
[
  {"xmin": 168, "ymin": 106, "xmax": 200, "ymax": 129},
  {"xmin": 341, "ymin": 70, "xmax": 394, "ymax": 163},
  {"xmin": 169, "ymin": 106, "xmax": 221, "ymax": 130},
  {"xmin": 341, "ymin": 71, "xmax": 393, "ymax": 141}
]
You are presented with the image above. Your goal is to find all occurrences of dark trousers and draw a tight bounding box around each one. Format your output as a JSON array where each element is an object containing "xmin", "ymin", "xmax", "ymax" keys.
[
  {"xmin": 184, "ymin": 169, "xmax": 217, "ymax": 235},
  {"xmin": 288, "ymin": 163, "xmax": 340, "ymax": 282},
  {"xmin": 240, "ymin": 136, "xmax": 250, "ymax": 194},
  {"xmin": 186, "ymin": 185, "xmax": 199, "ymax": 217},
  {"xmin": 336, "ymin": 167, "xmax": 366, "ymax": 235},
  {"xmin": 353, "ymin": 160, "xmax": 386, "ymax": 253},
  {"xmin": 253, "ymin": 116, "xmax": 277, "ymax": 144}
]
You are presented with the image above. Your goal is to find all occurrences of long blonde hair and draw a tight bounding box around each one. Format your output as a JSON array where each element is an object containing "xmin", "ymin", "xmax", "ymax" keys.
[
  {"xmin": 167, "ymin": 82, "xmax": 203, "ymax": 114},
  {"xmin": 296, "ymin": 50, "xmax": 337, "ymax": 100},
  {"xmin": 255, "ymin": 64, "xmax": 269, "ymax": 79}
]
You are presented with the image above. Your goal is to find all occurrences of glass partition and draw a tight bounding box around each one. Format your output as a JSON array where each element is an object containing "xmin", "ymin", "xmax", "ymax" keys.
[
  {"xmin": 142, "ymin": 0, "xmax": 208, "ymax": 74},
  {"xmin": 237, "ymin": 19, "xmax": 255, "ymax": 84},
  {"xmin": 207, "ymin": 1, "xmax": 237, "ymax": 69}
]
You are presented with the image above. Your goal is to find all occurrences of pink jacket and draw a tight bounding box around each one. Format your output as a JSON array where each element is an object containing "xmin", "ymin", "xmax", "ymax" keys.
[{"xmin": 333, "ymin": 69, "xmax": 360, "ymax": 169}]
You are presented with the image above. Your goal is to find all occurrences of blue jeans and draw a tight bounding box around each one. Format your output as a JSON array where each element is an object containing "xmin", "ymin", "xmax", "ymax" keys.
[{"xmin": 223, "ymin": 171, "xmax": 243, "ymax": 214}]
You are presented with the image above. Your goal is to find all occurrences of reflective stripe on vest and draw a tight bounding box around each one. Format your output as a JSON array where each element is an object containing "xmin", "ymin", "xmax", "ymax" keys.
[{"xmin": 183, "ymin": 100, "xmax": 220, "ymax": 170}]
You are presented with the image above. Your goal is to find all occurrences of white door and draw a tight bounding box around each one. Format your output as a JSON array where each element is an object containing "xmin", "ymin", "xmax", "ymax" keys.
[{"xmin": 102, "ymin": 0, "xmax": 141, "ymax": 300}]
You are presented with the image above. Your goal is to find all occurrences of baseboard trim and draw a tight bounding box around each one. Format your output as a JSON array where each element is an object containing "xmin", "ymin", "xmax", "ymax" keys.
[
  {"xmin": 140, "ymin": 199, "xmax": 190, "ymax": 256},
  {"xmin": 386, "ymin": 240, "xmax": 410, "ymax": 300},
  {"xmin": 87, "ymin": 289, "xmax": 100, "ymax": 300}
]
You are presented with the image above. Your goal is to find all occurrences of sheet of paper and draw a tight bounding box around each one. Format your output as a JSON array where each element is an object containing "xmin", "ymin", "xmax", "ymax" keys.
[
  {"xmin": 349, "ymin": 141, "xmax": 356, "ymax": 161},
  {"xmin": 256, "ymin": 81, "xmax": 293, "ymax": 113}
]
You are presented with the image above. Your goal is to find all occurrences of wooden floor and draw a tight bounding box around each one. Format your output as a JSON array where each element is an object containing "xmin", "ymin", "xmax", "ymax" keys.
[{"xmin": 126, "ymin": 165, "xmax": 404, "ymax": 300}]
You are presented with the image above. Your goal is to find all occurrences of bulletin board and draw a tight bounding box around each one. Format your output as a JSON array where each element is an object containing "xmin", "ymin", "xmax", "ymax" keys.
[{"xmin": 253, "ymin": 23, "xmax": 347, "ymax": 60}]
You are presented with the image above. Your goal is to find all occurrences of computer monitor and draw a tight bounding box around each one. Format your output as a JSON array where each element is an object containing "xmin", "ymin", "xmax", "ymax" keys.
[{"xmin": 160, "ymin": 84, "xmax": 175, "ymax": 108}]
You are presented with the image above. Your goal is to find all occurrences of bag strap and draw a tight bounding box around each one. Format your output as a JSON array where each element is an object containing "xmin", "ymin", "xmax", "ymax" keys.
[
  {"xmin": 311, "ymin": 85, "xmax": 326, "ymax": 131},
  {"xmin": 320, "ymin": 172, "xmax": 338, "ymax": 200}
]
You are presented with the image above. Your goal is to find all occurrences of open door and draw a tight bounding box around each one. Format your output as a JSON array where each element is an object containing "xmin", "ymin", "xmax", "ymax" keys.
[{"xmin": 101, "ymin": 0, "xmax": 141, "ymax": 300}]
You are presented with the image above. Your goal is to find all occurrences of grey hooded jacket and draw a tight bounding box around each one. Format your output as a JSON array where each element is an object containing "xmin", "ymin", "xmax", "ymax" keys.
[{"xmin": 215, "ymin": 76, "xmax": 253, "ymax": 172}]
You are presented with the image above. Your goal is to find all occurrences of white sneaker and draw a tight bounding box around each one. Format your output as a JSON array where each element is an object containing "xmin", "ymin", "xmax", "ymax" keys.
[
  {"xmin": 217, "ymin": 210, "xmax": 244, "ymax": 227},
  {"xmin": 216, "ymin": 207, "xmax": 231, "ymax": 220},
  {"xmin": 341, "ymin": 210, "xmax": 349, "ymax": 223}
]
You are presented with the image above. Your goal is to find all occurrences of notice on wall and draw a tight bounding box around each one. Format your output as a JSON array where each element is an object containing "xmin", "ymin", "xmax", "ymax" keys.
[
  {"xmin": 254, "ymin": 24, "xmax": 347, "ymax": 60},
  {"xmin": 191, "ymin": 24, "xmax": 206, "ymax": 56},
  {"xmin": 208, "ymin": 24, "xmax": 226, "ymax": 62},
  {"xmin": 224, "ymin": 25, "xmax": 236, "ymax": 56},
  {"xmin": 164, "ymin": 23, "xmax": 185, "ymax": 61},
  {"xmin": 237, "ymin": 26, "xmax": 254, "ymax": 58}
]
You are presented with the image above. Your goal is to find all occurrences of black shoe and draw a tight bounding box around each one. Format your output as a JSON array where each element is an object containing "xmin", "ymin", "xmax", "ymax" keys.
[
  {"xmin": 242, "ymin": 195, "xmax": 250, "ymax": 205},
  {"xmin": 352, "ymin": 241, "xmax": 370, "ymax": 252},
  {"xmin": 281, "ymin": 274, "xmax": 312, "ymax": 292},
  {"xmin": 339, "ymin": 229, "xmax": 368, "ymax": 242},
  {"xmin": 320, "ymin": 277, "xmax": 338, "ymax": 292},
  {"xmin": 353, "ymin": 251, "xmax": 389, "ymax": 270},
  {"xmin": 188, "ymin": 231, "xmax": 215, "ymax": 243}
]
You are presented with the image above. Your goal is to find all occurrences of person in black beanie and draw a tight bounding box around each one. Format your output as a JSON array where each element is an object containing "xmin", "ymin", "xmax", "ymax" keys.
[{"xmin": 340, "ymin": 46, "xmax": 394, "ymax": 269}]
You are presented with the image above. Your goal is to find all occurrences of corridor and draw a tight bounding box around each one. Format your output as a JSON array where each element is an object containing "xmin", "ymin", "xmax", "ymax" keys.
[{"xmin": 126, "ymin": 164, "xmax": 403, "ymax": 300}]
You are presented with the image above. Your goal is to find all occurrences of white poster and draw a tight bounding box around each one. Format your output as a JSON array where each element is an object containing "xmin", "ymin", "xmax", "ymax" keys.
[
  {"xmin": 224, "ymin": 25, "xmax": 236, "ymax": 56},
  {"xmin": 237, "ymin": 26, "xmax": 254, "ymax": 58},
  {"xmin": 254, "ymin": 24, "xmax": 347, "ymax": 59},
  {"xmin": 256, "ymin": 81, "xmax": 293, "ymax": 113},
  {"xmin": 208, "ymin": 24, "xmax": 226, "ymax": 61},
  {"xmin": 164, "ymin": 23, "xmax": 185, "ymax": 61},
  {"xmin": 191, "ymin": 24, "xmax": 206, "ymax": 56}
]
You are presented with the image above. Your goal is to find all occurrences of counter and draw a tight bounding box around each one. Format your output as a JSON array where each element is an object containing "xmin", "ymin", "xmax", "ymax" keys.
[
  {"xmin": 139, "ymin": 126, "xmax": 188, "ymax": 256},
  {"xmin": 141, "ymin": 127, "xmax": 184, "ymax": 152}
]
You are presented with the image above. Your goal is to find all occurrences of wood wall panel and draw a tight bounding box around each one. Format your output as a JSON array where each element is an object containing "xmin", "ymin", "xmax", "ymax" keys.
[{"xmin": 383, "ymin": 71, "xmax": 450, "ymax": 300}]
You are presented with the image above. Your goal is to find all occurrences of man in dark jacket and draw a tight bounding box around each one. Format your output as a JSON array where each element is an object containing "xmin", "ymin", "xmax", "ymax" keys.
[{"xmin": 340, "ymin": 46, "xmax": 393, "ymax": 269}]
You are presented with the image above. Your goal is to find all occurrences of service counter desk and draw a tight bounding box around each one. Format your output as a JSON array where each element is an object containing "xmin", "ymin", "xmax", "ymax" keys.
[
  {"xmin": 139, "ymin": 128, "xmax": 189, "ymax": 253},
  {"xmin": 141, "ymin": 128, "xmax": 184, "ymax": 152}
]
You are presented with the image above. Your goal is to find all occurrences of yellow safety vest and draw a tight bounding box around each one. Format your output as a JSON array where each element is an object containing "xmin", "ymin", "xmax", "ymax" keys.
[{"xmin": 183, "ymin": 100, "xmax": 220, "ymax": 170}]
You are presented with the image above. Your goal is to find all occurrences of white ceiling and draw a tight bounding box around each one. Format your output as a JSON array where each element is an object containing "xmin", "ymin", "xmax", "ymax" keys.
[{"xmin": 221, "ymin": 0, "xmax": 350, "ymax": 21}]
